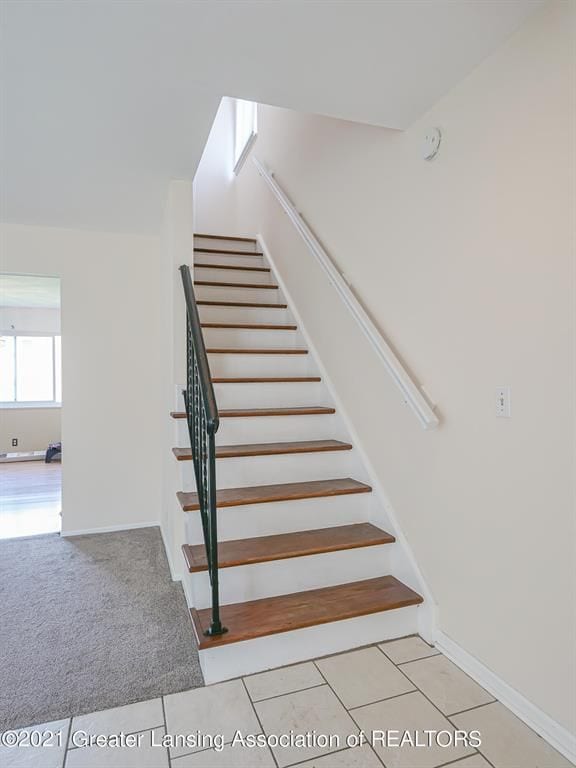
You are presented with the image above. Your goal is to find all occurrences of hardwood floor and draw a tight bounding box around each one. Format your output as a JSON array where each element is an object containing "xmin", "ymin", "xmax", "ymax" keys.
[{"xmin": 0, "ymin": 461, "xmax": 61, "ymax": 538}]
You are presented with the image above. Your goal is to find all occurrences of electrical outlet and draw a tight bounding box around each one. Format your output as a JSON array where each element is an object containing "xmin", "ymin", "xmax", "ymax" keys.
[
  {"xmin": 11, "ymin": 438, "xmax": 18, "ymax": 447},
  {"xmin": 496, "ymin": 386, "xmax": 511, "ymax": 418}
]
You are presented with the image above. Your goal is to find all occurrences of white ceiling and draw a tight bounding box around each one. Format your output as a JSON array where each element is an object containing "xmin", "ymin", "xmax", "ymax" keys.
[
  {"xmin": 0, "ymin": 0, "xmax": 543, "ymax": 235},
  {"xmin": 0, "ymin": 275, "xmax": 61, "ymax": 309}
]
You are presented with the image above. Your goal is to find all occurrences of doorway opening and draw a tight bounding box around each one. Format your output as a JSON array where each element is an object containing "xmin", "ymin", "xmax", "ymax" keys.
[{"xmin": 0, "ymin": 274, "xmax": 62, "ymax": 538}]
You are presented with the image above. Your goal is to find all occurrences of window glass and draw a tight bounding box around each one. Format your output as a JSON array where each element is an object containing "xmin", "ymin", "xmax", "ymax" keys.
[
  {"xmin": 0, "ymin": 336, "xmax": 16, "ymax": 401},
  {"xmin": 16, "ymin": 336, "xmax": 54, "ymax": 401},
  {"xmin": 54, "ymin": 336, "xmax": 62, "ymax": 402},
  {"xmin": 234, "ymin": 99, "xmax": 257, "ymax": 169}
]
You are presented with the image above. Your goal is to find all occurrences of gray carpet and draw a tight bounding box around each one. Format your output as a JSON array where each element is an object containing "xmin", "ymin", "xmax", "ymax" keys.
[{"xmin": 0, "ymin": 527, "xmax": 204, "ymax": 730}]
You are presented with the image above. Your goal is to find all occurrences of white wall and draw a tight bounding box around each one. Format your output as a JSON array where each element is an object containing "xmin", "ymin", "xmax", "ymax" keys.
[
  {"xmin": 159, "ymin": 180, "xmax": 192, "ymax": 579},
  {"xmin": 1, "ymin": 409, "xmax": 60, "ymax": 454},
  {"xmin": 194, "ymin": 0, "xmax": 575, "ymax": 736},
  {"xmin": 0, "ymin": 223, "xmax": 164, "ymax": 534},
  {"xmin": 192, "ymin": 98, "xmax": 238, "ymax": 237}
]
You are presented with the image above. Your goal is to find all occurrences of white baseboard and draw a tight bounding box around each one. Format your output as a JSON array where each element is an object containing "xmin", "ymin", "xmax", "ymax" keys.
[
  {"xmin": 61, "ymin": 521, "xmax": 160, "ymax": 537},
  {"xmin": 0, "ymin": 451, "xmax": 45, "ymax": 463},
  {"xmin": 434, "ymin": 630, "xmax": 576, "ymax": 764}
]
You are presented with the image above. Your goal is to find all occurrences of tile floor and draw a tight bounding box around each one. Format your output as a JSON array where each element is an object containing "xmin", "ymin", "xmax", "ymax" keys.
[{"xmin": 0, "ymin": 636, "xmax": 572, "ymax": 768}]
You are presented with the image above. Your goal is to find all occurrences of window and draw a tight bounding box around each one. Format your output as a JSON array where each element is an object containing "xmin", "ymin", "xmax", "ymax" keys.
[
  {"xmin": 0, "ymin": 334, "xmax": 61, "ymax": 406},
  {"xmin": 233, "ymin": 99, "xmax": 257, "ymax": 174}
]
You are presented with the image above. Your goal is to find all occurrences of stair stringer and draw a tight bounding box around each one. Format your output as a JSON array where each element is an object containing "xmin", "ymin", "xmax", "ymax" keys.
[{"xmin": 256, "ymin": 233, "xmax": 438, "ymax": 644}]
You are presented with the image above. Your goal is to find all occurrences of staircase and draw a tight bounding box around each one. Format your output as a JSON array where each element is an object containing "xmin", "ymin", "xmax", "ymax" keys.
[{"xmin": 172, "ymin": 233, "xmax": 424, "ymax": 683}]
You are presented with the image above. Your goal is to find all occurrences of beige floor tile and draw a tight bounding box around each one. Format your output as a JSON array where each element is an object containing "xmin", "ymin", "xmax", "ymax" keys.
[
  {"xmin": 65, "ymin": 727, "xmax": 168, "ymax": 767},
  {"xmin": 69, "ymin": 698, "xmax": 164, "ymax": 747},
  {"xmin": 244, "ymin": 661, "xmax": 324, "ymax": 702},
  {"xmin": 172, "ymin": 741, "xmax": 275, "ymax": 767},
  {"xmin": 0, "ymin": 718, "xmax": 69, "ymax": 768},
  {"xmin": 295, "ymin": 743, "xmax": 383, "ymax": 767},
  {"xmin": 351, "ymin": 690, "xmax": 475, "ymax": 768},
  {"xmin": 453, "ymin": 701, "xmax": 574, "ymax": 768},
  {"xmin": 400, "ymin": 654, "xmax": 494, "ymax": 715},
  {"xmin": 315, "ymin": 646, "xmax": 415, "ymax": 708},
  {"xmin": 379, "ymin": 636, "xmax": 440, "ymax": 665},
  {"xmin": 447, "ymin": 755, "xmax": 493, "ymax": 767},
  {"xmin": 254, "ymin": 684, "xmax": 357, "ymax": 767},
  {"xmin": 163, "ymin": 679, "xmax": 261, "ymax": 758}
]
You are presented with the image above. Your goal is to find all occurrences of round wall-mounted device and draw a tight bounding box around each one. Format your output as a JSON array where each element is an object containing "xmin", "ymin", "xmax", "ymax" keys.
[{"xmin": 422, "ymin": 128, "xmax": 442, "ymax": 161}]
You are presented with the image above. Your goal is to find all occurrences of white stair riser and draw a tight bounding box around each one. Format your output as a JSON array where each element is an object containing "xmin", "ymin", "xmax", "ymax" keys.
[
  {"xmin": 194, "ymin": 266, "xmax": 273, "ymax": 285},
  {"xmin": 177, "ymin": 413, "xmax": 345, "ymax": 445},
  {"xmin": 203, "ymin": 328, "xmax": 302, "ymax": 349},
  {"xmin": 199, "ymin": 606, "xmax": 421, "ymax": 684},
  {"xmin": 194, "ymin": 237, "xmax": 259, "ymax": 253},
  {"xmin": 194, "ymin": 285, "xmax": 283, "ymax": 304},
  {"xmin": 179, "ymin": 449, "xmax": 364, "ymax": 490},
  {"xmin": 207, "ymin": 353, "xmax": 316, "ymax": 378},
  {"xmin": 189, "ymin": 545, "xmax": 394, "ymax": 608},
  {"xmin": 213, "ymin": 381, "xmax": 328, "ymax": 409},
  {"xmin": 194, "ymin": 253, "xmax": 266, "ymax": 269},
  {"xmin": 185, "ymin": 493, "xmax": 375, "ymax": 541},
  {"xmin": 198, "ymin": 305, "xmax": 291, "ymax": 325},
  {"xmin": 175, "ymin": 382, "xmax": 333, "ymax": 410}
]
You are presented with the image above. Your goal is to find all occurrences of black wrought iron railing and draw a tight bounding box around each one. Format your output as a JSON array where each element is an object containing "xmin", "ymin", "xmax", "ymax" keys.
[{"xmin": 179, "ymin": 264, "xmax": 227, "ymax": 637}]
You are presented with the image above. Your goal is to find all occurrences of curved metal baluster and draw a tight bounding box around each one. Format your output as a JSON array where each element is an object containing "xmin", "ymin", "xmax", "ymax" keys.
[{"xmin": 180, "ymin": 265, "xmax": 226, "ymax": 637}]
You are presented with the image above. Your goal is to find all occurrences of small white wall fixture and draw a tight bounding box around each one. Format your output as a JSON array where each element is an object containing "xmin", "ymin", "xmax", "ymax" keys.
[
  {"xmin": 422, "ymin": 127, "xmax": 442, "ymax": 160},
  {"xmin": 252, "ymin": 156, "xmax": 439, "ymax": 430}
]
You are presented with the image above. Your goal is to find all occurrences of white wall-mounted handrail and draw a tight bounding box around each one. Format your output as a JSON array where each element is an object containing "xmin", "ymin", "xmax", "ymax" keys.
[{"xmin": 252, "ymin": 156, "xmax": 439, "ymax": 430}]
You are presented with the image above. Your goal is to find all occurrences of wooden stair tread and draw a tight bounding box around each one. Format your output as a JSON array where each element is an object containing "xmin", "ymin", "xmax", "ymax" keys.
[
  {"xmin": 217, "ymin": 407, "xmax": 336, "ymax": 417},
  {"xmin": 195, "ymin": 233, "xmax": 257, "ymax": 243},
  {"xmin": 171, "ymin": 406, "xmax": 335, "ymax": 419},
  {"xmin": 195, "ymin": 280, "xmax": 278, "ymax": 290},
  {"xmin": 212, "ymin": 376, "xmax": 320, "ymax": 383},
  {"xmin": 195, "ymin": 247, "xmax": 264, "ymax": 256},
  {"xmin": 172, "ymin": 439, "xmax": 353, "ymax": 461},
  {"xmin": 183, "ymin": 523, "xmax": 394, "ymax": 572},
  {"xmin": 197, "ymin": 300, "xmax": 288, "ymax": 308},
  {"xmin": 201, "ymin": 323, "xmax": 297, "ymax": 330},
  {"xmin": 177, "ymin": 477, "xmax": 371, "ymax": 511},
  {"xmin": 191, "ymin": 576, "xmax": 423, "ymax": 648},
  {"xmin": 195, "ymin": 263, "xmax": 271, "ymax": 273},
  {"xmin": 206, "ymin": 347, "xmax": 308, "ymax": 355}
]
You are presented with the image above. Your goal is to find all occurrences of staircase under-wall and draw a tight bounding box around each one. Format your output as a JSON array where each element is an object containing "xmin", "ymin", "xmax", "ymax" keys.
[{"xmin": 171, "ymin": 232, "xmax": 425, "ymax": 683}]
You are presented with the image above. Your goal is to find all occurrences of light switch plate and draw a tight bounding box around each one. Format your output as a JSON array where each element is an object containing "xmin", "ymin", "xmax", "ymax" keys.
[{"xmin": 496, "ymin": 386, "xmax": 511, "ymax": 417}]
